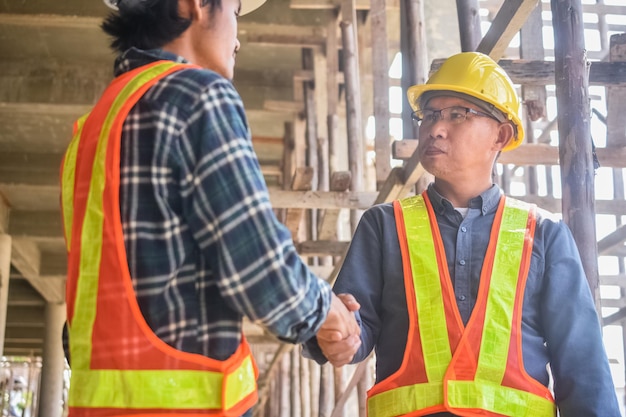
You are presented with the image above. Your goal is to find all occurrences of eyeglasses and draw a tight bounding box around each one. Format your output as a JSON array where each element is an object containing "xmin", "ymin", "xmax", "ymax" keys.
[{"xmin": 411, "ymin": 106, "xmax": 494, "ymax": 127}]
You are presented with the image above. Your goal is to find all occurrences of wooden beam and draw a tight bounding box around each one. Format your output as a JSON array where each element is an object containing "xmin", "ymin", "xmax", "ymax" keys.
[
  {"xmin": 476, "ymin": 0, "xmax": 539, "ymax": 60},
  {"xmin": 392, "ymin": 141, "xmax": 626, "ymax": 168},
  {"xmin": 603, "ymin": 308, "xmax": 626, "ymax": 327},
  {"xmin": 238, "ymin": 22, "xmax": 326, "ymax": 47},
  {"xmin": 268, "ymin": 190, "xmax": 377, "ymax": 210},
  {"xmin": 263, "ymin": 100, "xmax": 305, "ymax": 113},
  {"xmin": 598, "ymin": 224, "xmax": 626, "ymax": 256},
  {"xmin": 429, "ymin": 59, "xmax": 626, "ymax": 87},
  {"xmin": 296, "ymin": 240, "xmax": 349, "ymax": 257},
  {"xmin": 290, "ymin": 0, "xmax": 373, "ymax": 10}
]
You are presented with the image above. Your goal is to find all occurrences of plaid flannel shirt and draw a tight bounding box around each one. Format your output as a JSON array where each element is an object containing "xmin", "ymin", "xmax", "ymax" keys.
[{"xmin": 75, "ymin": 47, "xmax": 331, "ymax": 361}]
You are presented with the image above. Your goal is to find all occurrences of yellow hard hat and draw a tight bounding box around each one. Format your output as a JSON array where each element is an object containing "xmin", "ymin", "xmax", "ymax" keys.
[{"xmin": 407, "ymin": 52, "xmax": 524, "ymax": 151}]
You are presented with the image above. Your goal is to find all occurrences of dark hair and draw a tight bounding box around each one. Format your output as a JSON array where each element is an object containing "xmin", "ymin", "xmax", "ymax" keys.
[{"xmin": 101, "ymin": 0, "xmax": 221, "ymax": 53}]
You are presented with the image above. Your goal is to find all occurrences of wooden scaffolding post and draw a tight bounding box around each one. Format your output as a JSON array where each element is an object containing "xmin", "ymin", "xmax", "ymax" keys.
[
  {"xmin": 455, "ymin": 0, "xmax": 482, "ymax": 52},
  {"xmin": 519, "ymin": 3, "xmax": 547, "ymax": 195},
  {"xmin": 550, "ymin": 0, "xmax": 600, "ymax": 306},
  {"xmin": 340, "ymin": 19, "xmax": 365, "ymax": 232},
  {"xmin": 371, "ymin": 0, "xmax": 391, "ymax": 189}
]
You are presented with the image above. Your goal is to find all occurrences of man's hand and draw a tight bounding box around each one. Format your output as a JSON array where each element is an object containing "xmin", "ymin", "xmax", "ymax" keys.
[{"xmin": 316, "ymin": 293, "xmax": 361, "ymax": 367}]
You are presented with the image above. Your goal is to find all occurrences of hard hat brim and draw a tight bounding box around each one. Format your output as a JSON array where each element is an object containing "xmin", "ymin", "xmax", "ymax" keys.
[
  {"xmin": 102, "ymin": 0, "xmax": 267, "ymax": 15},
  {"xmin": 240, "ymin": 0, "xmax": 267, "ymax": 15}
]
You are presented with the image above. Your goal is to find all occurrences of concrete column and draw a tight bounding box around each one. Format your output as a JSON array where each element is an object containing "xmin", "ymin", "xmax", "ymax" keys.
[
  {"xmin": 0, "ymin": 234, "xmax": 11, "ymax": 358},
  {"xmin": 38, "ymin": 302, "xmax": 66, "ymax": 417}
]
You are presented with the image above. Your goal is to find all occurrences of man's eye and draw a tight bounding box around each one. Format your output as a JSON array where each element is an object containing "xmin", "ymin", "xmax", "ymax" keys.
[
  {"xmin": 449, "ymin": 110, "xmax": 465, "ymax": 120},
  {"xmin": 424, "ymin": 113, "xmax": 437, "ymax": 122}
]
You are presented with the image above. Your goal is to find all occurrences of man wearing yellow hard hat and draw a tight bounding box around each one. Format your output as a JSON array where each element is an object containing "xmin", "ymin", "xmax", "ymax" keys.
[
  {"xmin": 304, "ymin": 52, "xmax": 620, "ymax": 416},
  {"xmin": 60, "ymin": 0, "xmax": 361, "ymax": 415}
]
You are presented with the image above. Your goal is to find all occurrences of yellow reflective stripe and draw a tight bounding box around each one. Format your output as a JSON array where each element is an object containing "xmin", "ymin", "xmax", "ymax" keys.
[
  {"xmin": 475, "ymin": 198, "xmax": 529, "ymax": 384},
  {"xmin": 224, "ymin": 356, "xmax": 257, "ymax": 410},
  {"xmin": 447, "ymin": 380, "xmax": 556, "ymax": 417},
  {"xmin": 368, "ymin": 381, "xmax": 443, "ymax": 417},
  {"xmin": 400, "ymin": 195, "xmax": 451, "ymax": 381},
  {"xmin": 68, "ymin": 356, "xmax": 256, "ymax": 410},
  {"xmin": 69, "ymin": 62, "xmax": 182, "ymax": 373},
  {"xmin": 61, "ymin": 114, "xmax": 89, "ymax": 251}
]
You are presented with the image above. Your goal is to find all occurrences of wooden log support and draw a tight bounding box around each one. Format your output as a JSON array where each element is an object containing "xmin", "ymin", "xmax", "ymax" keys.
[
  {"xmin": 371, "ymin": 0, "xmax": 391, "ymax": 188},
  {"xmin": 456, "ymin": 0, "xmax": 482, "ymax": 52},
  {"xmin": 400, "ymin": 0, "xmax": 427, "ymax": 140},
  {"xmin": 340, "ymin": 21, "xmax": 365, "ymax": 194},
  {"xmin": 551, "ymin": 0, "xmax": 600, "ymax": 306}
]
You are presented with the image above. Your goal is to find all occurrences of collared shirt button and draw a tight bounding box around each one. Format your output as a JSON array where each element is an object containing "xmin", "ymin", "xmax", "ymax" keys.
[
  {"xmin": 459, "ymin": 259, "xmax": 466, "ymax": 266},
  {"xmin": 458, "ymin": 295, "xmax": 466, "ymax": 301},
  {"xmin": 461, "ymin": 226, "xmax": 467, "ymax": 233}
]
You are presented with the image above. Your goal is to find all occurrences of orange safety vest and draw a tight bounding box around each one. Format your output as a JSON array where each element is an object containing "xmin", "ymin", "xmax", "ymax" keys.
[
  {"xmin": 60, "ymin": 61, "xmax": 258, "ymax": 417},
  {"xmin": 367, "ymin": 193, "xmax": 556, "ymax": 417}
]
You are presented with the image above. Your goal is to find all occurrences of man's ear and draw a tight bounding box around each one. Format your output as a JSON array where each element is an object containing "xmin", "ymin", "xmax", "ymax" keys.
[
  {"xmin": 179, "ymin": 0, "xmax": 203, "ymax": 20},
  {"xmin": 494, "ymin": 122, "xmax": 516, "ymax": 151}
]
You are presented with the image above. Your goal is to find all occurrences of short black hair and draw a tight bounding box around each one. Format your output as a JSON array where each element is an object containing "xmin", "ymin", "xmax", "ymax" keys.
[{"xmin": 102, "ymin": 0, "xmax": 222, "ymax": 53}]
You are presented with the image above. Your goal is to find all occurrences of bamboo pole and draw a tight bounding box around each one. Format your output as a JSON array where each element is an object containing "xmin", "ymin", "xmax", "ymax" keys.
[{"xmin": 551, "ymin": 0, "xmax": 601, "ymax": 306}]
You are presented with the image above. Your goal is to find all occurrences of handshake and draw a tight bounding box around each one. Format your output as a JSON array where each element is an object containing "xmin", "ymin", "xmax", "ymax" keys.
[{"xmin": 316, "ymin": 293, "xmax": 361, "ymax": 367}]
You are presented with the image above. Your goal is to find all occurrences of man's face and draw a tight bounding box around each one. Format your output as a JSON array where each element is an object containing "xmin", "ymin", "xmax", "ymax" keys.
[
  {"xmin": 191, "ymin": 0, "xmax": 241, "ymax": 79},
  {"xmin": 416, "ymin": 95, "xmax": 505, "ymax": 184}
]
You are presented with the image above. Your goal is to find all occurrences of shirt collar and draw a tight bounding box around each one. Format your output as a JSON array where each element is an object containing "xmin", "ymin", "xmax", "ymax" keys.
[
  {"xmin": 425, "ymin": 183, "xmax": 503, "ymax": 216},
  {"xmin": 113, "ymin": 47, "xmax": 189, "ymax": 77}
]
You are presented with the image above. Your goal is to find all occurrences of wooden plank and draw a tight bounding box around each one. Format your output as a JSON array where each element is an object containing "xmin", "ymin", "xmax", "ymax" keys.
[
  {"xmin": 296, "ymin": 240, "xmax": 350, "ymax": 257},
  {"xmin": 263, "ymin": 100, "xmax": 305, "ymax": 113},
  {"xmin": 476, "ymin": 0, "xmax": 539, "ymax": 60},
  {"xmin": 392, "ymin": 141, "xmax": 626, "ymax": 168},
  {"xmin": 429, "ymin": 59, "xmax": 626, "ymax": 87}
]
